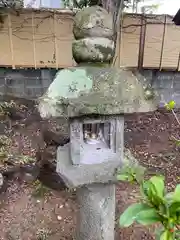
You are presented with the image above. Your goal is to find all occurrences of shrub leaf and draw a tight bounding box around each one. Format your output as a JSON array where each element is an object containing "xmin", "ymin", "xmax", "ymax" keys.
[
  {"xmin": 136, "ymin": 208, "xmax": 161, "ymax": 225},
  {"xmin": 119, "ymin": 203, "xmax": 151, "ymax": 227}
]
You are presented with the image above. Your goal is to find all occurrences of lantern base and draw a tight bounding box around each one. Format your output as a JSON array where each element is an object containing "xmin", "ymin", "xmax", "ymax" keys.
[
  {"xmin": 56, "ymin": 143, "xmax": 122, "ymax": 189},
  {"xmin": 76, "ymin": 183, "xmax": 115, "ymax": 240}
]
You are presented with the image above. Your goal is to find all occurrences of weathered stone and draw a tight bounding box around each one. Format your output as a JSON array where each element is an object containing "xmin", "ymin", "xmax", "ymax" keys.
[
  {"xmin": 40, "ymin": 118, "xmax": 69, "ymax": 146},
  {"xmin": 73, "ymin": 6, "xmax": 113, "ymax": 40},
  {"xmin": 0, "ymin": 173, "xmax": 3, "ymax": 189},
  {"xmin": 38, "ymin": 163, "xmax": 66, "ymax": 191},
  {"xmin": 38, "ymin": 67, "xmax": 158, "ymax": 119},
  {"xmin": 72, "ymin": 38, "xmax": 114, "ymax": 63},
  {"xmin": 76, "ymin": 184, "xmax": 115, "ymax": 240},
  {"xmin": 132, "ymin": 69, "xmax": 153, "ymax": 89},
  {"xmin": 56, "ymin": 143, "xmax": 121, "ymax": 189},
  {"xmin": 56, "ymin": 144, "xmax": 140, "ymax": 189},
  {"xmin": 72, "ymin": 6, "xmax": 114, "ymax": 65},
  {"xmin": 42, "ymin": 129, "xmax": 69, "ymax": 146}
]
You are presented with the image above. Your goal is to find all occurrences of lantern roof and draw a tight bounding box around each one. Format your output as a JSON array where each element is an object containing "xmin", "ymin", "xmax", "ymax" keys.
[{"xmin": 38, "ymin": 66, "xmax": 158, "ymax": 118}]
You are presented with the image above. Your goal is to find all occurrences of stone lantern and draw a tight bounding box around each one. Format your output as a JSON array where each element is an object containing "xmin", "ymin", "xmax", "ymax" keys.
[{"xmin": 38, "ymin": 6, "xmax": 158, "ymax": 240}]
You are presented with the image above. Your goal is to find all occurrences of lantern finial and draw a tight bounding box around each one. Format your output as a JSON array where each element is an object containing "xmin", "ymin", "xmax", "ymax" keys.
[{"xmin": 72, "ymin": 6, "xmax": 114, "ymax": 64}]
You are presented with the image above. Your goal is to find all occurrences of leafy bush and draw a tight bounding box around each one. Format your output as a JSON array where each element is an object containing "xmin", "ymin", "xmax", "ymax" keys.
[
  {"xmin": 32, "ymin": 180, "xmax": 50, "ymax": 198},
  {"xmin": 0, "ymin": 100, "xmax": 26, "ymax": 117},
  {"xmin": 118, "ymin": 168, "xmax": 180, "ymax": 240},
  {"xmin": 0, "ymin": 135, "xmax": 12, "ymax": 163},
  {"xmin": 118, "ymin": 100, "xmax": 180, "ymax": 240},
  {"xmin": 117, "ymin": 162, "xmax": 146, "ymax": 184}
]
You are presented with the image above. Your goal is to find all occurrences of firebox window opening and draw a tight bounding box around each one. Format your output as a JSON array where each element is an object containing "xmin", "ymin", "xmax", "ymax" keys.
[{"xmin": 83, "ymin": 122, "xmax": 111, "ymax": 148}]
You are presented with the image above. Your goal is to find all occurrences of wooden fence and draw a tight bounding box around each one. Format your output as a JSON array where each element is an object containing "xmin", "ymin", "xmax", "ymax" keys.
[
  {"xmin": 0, "ymin": 9, "xmax": 179, "ymax": 70},
  {"xmin": 0, "ymin": 9, "xmax": 75, "ymax": 69},
  {"xmin": 118, "ymin": 14, "xmax": 180, "ymax": 71}
]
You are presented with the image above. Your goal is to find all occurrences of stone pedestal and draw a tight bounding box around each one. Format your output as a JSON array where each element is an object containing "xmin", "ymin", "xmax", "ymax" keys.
[
  {"xmin": 56, "ymin": 143, "xmax": 119, "ymax": 240},
  {"xmin": 76, "ymin": 184, "xmax": 115, "ymax": 240}
]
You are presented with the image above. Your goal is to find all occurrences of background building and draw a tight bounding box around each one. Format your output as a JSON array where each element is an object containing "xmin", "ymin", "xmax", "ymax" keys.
[{"xmin": 24, "ymin": 0, "xmax": 64, "ymax": 8}]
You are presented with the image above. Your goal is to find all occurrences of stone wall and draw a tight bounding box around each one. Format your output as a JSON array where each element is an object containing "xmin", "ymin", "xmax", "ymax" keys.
[
  {"xmin": 0, "ymin": 68, "xmax": 180, "ymax": 108},
  {"xmin": 141, "ymin": 70, "xmax": 180, "ymax": 107},
  {"xmin": 0, "ymin": 68, "xmax": 57, "ymax": 99}
]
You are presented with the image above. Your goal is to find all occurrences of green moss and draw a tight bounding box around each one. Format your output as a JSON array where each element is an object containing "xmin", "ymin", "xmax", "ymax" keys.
[
  {"xmin": 94, "ymin": 44, "xmax": 112, "ymax": 60},
  {"xmin": 39, "ymin": 67, "xmax": 158, "ymax": 118},
  {"xmin": 78, "ymin": 62, "xmax": 110, "ymax": 68}
]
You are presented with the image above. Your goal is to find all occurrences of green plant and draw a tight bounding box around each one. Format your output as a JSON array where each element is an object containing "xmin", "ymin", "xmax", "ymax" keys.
[
  {"xmin": 117, "ymin": 162, "xmax": 146, "ymax": 184},
  {"xmin": 0, "ymin": 135, "xmax": 12, "ymax": 163},
  {"xmin": 0, "ymin": 100, "xmax": 26, "ymax": 117},
  {"xmin": 0, "ymin": 101, "xmax": 15, "ymax": 116},
  {"xmin": 164, "ymin": 100, "xmax": 180, "ymax": 146},
  {"xmin": 118, "ymin": 100, "xmax": 180, "ymax": 240},
  {"xmin": 17, "ymin": 154, "xmax": 36, "ymax": 164},
  {"xmin": 118, "ymin": 164, "xmax": 180, "ymax": 240},
  {"xmin": 32, "ymin": 180, "xmax": 50, "ymax": 198},
  {"xmin": 0, "ymin": 135, "xmax": 12, "ymax": 146},
  {"xmin": 36, "ymin": 228, "xmax": 51, "ymax": 240}
]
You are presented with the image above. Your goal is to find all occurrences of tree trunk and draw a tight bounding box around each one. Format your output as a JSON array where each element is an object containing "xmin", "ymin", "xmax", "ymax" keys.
[
  {"xmin": 101, "ymin": 0, "xmax": 124, "ymax": 62},
  {"xmin": 101, "ymin": 0, "xmax": 122, "ymax": 22}
]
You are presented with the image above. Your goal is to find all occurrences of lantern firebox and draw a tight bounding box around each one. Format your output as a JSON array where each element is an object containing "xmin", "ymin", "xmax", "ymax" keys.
[{"xmin": 70, "ymin": 116, "xmax": 123, "ymax": 165}]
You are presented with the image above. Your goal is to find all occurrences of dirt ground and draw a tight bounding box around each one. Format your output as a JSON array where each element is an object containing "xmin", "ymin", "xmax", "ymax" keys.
[{"xmin": 0, "ymin": 98, "xmax": 179, "ymax": 240}]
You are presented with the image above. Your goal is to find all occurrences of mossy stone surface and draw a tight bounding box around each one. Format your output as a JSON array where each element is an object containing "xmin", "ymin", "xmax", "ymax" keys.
[
  {"xmin": 38, "ymin": 66, "xmax": 158, "ymax": 119},
  {"xmin": 73, "ymin": 6, "xmax": 113, "ymax": 40},
  {"xmin": 72, "ymin": 38, "xmax": 114, "ymax": 64}
]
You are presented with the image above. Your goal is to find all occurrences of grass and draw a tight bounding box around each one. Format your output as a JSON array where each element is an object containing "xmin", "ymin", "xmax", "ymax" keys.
[
  {"xmin": 36, "ymin": 228, "xmax": 51, "ymax": 240},
  {"xmin": 32, "ymin": 180, "xmax": 51, "ymax": 198},
  {"xmin": 0, "ymin": 135, "xmax": 11, "ymax": 164}
]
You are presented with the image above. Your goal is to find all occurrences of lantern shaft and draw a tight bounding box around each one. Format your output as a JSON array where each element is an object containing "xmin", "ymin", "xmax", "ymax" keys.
[{"xmin": 76, "ymin": 184, "xmax": 115, "ymax": 240}]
